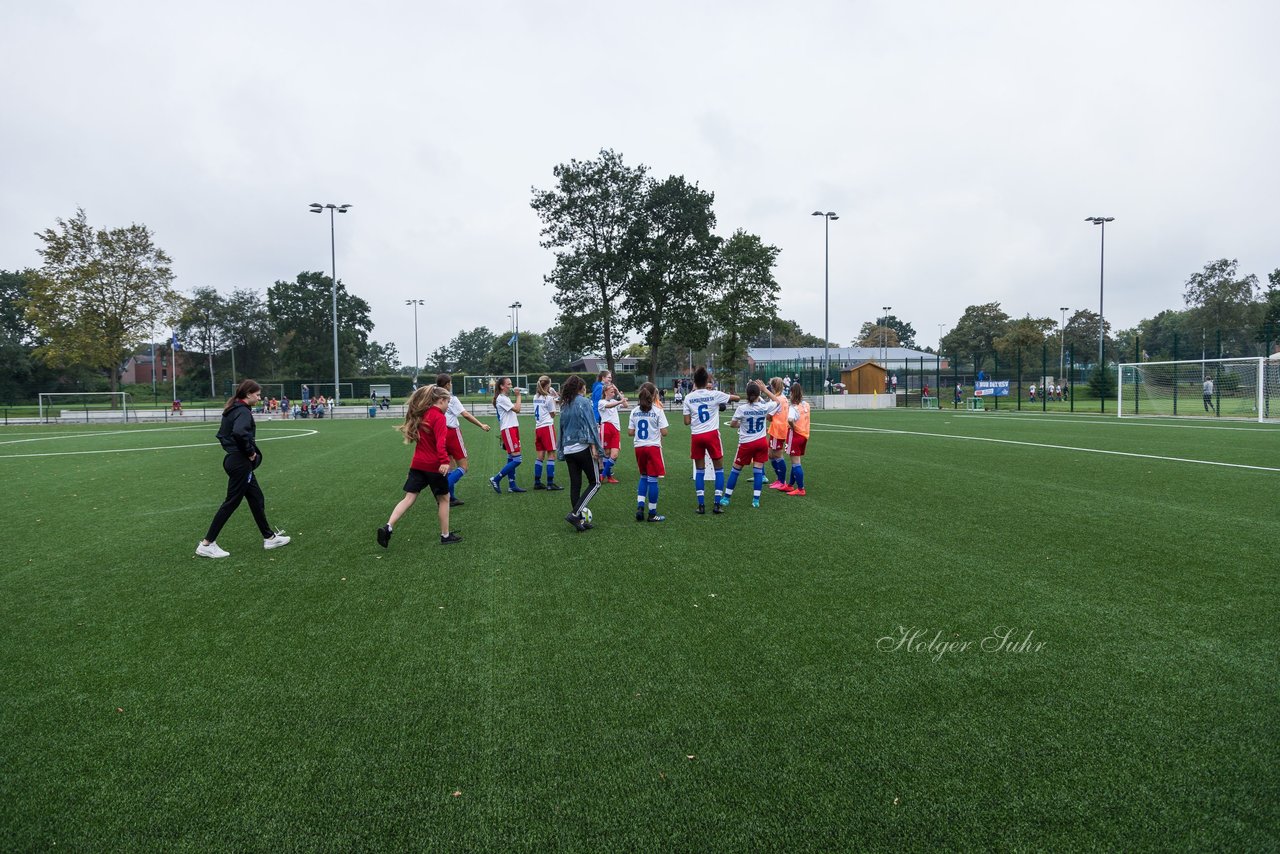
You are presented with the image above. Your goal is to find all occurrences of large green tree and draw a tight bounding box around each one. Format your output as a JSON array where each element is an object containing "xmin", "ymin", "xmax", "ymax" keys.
[
  {"xmin": 1258, "ymin": 269, "xmax": 1280, "ymax": 350},
  {"xmin": 359, "ymin": 341, "xmax": 401, "ymax": 375},
  {"xmin": 941, "ymin": 303, "xmax": 1010, "ymax": 372},
  {"xmin": 0, "ymin": 269, "xmax": 62, "ymax": 402},
  {"xmin": 221, "ymin": 288, "xmax": 275, "ymax": 380},
  {"xmin": 623, "ymin": 174, "xmax": 721, "ymax": 380},
  {"xmin": 857, "ymin": 314, "xmax": 916, "ymax": 349},
  {"xmin": 531, "ymin": 149, "xmax": 647, "ymax": 375},
  {"xmin": 176, "ymin": 286, "xmax": 228, "ymax": 397},
  {"xmin": 1060, "ymin": 309, "xmax": 1111, "ymax": 367},
  {"xmin": 1134, "ymin": 309, "xmax": 1190, "ymax": 360},
  {"xmin": 708, "ymin": 230, "xmax": 781, "ymax": 382},
  {"xmin": 543, "ymin": 319, "xmax": 597, "ymax": 371},
  {"xmin": 1183, "ymin": 259, "xmax": 1260, "ymax": 357},
  {"xmin": 994, "ymin": 315, "xmax": 1057, "ymax": 374},
  {"xmin": 856, "ymin": 323, "xmax": 899, "ymax": 348},
  {"xmin": 483, "ymin": 331, "xmax": 547, "ymax": 376},
  {"xmin": 267, "ymin": 272, "xmax": 373, "ymax": 378},
  {"xmin": 26, "ymin": 208, "xmax": 181, "ymax": 397},
  {"xmin": 749, "ymin": 318, "xmax": 829, "ymax": 349},
  {"xmin": 437, "ymin": 326, "xmax": 498, "ymax": 375}
]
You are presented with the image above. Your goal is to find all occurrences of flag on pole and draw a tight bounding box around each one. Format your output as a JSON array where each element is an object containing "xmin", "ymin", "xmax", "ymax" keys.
[
  {"xmin": 507, "ymin": 333, "xmax": 518, "ymax": 346},
  {"xmin": 171, "ymin": 331, "xmax": 182, "ymax": 351}
]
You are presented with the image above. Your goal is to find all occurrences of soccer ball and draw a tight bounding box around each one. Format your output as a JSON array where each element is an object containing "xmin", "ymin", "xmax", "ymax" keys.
[{"xmin": 580, "ymin": 507, "xmax": 593, "ymax": 525}]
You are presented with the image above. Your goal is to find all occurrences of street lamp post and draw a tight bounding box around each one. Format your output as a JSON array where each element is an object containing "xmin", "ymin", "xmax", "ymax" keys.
[
  {"xmin": 509, "ymin": 301, "xmax": 522, "ymax": 380},
  {"xmin": 406, "ymin": 299, "xmax": 425, "ymax": 384},
  {"xmin": 1085, "ymin": 216, "xmax": 1114, "ymax": 412},
  {"xmin": 882, "ymin": 306, "xmax": 892, "ymax": 370},
  {"xmin": 310, "ymin": 202, "xmax": 352, "ymax": 405},
  {"xmin": 1059, "ymin": 306, "xmax": 1069, "ymax": 383},
  {"xmin": 811, "ymin": 211, "xmax": 839, "ymax": 391}
]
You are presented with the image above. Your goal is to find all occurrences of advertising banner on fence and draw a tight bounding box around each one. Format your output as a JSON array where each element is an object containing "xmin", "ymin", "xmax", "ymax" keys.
[{"xmin": 974, "ymin": 380, "xmax": 1010, "ymax": 397}]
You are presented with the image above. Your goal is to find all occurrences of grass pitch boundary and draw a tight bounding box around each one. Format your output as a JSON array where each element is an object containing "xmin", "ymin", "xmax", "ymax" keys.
[{"xmin": 0, "ymin": 426, "xmax": 318, "ymax": 459}]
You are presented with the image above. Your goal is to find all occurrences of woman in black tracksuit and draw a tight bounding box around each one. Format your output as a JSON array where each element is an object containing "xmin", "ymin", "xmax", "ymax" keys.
[{"xmin": 196, "ymin": 379, "xmax": 291, "ymax": 558}]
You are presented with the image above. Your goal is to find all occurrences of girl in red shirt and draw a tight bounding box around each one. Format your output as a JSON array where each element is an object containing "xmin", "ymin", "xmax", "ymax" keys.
[{"xmin": 378, "ymin": 385, "xmax": 462, "ymax": 547}]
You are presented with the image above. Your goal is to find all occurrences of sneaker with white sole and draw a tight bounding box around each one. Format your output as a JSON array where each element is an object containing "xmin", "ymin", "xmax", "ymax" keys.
[
  {"xmin": 263, "ymin": 532, "xmax": 291, "ymax": 550},
  {"xmin": 196, "ymin": 541, "xmax": 230, "ymax": 559}
]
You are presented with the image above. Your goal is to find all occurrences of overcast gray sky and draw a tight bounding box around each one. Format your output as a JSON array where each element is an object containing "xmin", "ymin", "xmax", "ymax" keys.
[{"xmin": 3, "ymin": 0, "xmax": 1277, "ymax": 363}]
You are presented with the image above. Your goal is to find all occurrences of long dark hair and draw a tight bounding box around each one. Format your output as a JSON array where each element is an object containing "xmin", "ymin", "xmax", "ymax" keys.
[
  {"xmin": 560, "ymin": 375, "xmax": 585, "ymax": 406},
  {"xmin": 493, "ymin": 377, "xmax": 510, "ymax": 408},
  {"xmin": 694, "ymin": 366, "xmax": 709, "ymax": 388},
  {"xmin": 224, "ymin": 379, "xmax": 261, "ymax": 414},
  {"xmin": 746, "ymin": 381, "xmax": 760, "ymax": 403}
]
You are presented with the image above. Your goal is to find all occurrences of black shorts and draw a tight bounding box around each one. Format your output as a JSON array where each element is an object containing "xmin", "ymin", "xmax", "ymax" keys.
[{"xmin": 404, "ymin": 468, "xmax": 449, "ymax": 497}]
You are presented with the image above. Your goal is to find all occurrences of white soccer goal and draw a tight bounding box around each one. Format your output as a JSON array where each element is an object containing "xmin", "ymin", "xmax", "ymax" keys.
[
  {"xmin": 307, "ymin": 382, "xmax": 354, "ymax": 403},
  {"xmin": 1118, "ymin": 357, "xmax": 1278, "ymax": 422},
  {"xmin": 463, "ymin": 375, "xmax": 530, "ymax": 397},
  {"xmin": 39, "ymin": 392, "xmax": 132, "ymax": 422}
]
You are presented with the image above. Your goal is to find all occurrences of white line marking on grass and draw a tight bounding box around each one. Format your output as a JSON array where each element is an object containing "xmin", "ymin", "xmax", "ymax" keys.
[
  {"xmin": 0, "ymin": 428, "xmax": 318, "ymax": 459},
  {"xmin": 0, "ymin": 425, "xmax": 208, "ymax": 446},
  {"xmin": 953, "ymin": 414, "xmax": 1279, "ymax": 433},
  {"xmin": 810, "ymin": 422, "xmax": 1280, "ymax": 473}
]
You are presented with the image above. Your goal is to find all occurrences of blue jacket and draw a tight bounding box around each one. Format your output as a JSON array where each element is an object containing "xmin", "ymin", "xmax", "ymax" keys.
[
  {"xmin": 591, "ymin": 381, "xmax": 604, "ymax": 423},
  {"xmin": 557, "ymin": 395, "xmax": 603, "ymax": 460}
]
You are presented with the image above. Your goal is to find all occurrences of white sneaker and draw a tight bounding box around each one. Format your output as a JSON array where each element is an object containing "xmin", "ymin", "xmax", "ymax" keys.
[
  {"xmin": 196, "ymin": 541, "xmax": 230, "ymax": 559},
  {"xmin": 263, "ymin": 532, "xmax": 291, "ymax": 550}
]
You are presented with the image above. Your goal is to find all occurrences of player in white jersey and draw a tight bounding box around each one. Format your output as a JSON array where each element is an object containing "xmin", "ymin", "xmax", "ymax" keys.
[
  {"xmin": 531, "ymin": 375, "xmax": 563, "ymax": 491},
  {"xmin": 723, "ymin": 381, "xmax": 781, "ymax": 509},
  {"xmin": 489, "ymin": 377, "xmax": 526, "ymax": 493},
  {"xmin": 436, "ymin": 373, "xmax": 491, "ymax": 506},
  {"xmin": 682, "ymin": 365, "xmax": 740, "ymax": 515},
  {"xmin": 629, "ymin": 382, "xmax": 669, "ymax": 522},
  {"xmin": 598, "ymin": 382, "xmax": 627, "ymax": 483}
]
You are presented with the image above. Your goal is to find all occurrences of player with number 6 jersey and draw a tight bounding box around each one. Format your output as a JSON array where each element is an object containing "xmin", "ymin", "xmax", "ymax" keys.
[{"xmin": 682, "ymin": 366, "xmax": 739, "ymax": 515}]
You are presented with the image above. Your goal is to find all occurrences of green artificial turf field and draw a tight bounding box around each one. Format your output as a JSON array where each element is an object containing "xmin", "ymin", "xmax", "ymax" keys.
[{"xmin": 2, "ymin": 410, "xmax": 1277, "ymax": 851}]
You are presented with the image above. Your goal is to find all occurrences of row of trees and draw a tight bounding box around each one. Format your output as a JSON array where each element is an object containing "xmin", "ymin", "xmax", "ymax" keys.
[
  {"xmin": 1, "ymin": 209, "xmax": 404, "ymax": 401},
  {"xmin": 940, "ymin": 259, "xmax": 1280, "ymax": 375}
]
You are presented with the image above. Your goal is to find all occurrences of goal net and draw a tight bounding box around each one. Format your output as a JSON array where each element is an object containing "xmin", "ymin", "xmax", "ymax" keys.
[
  {"xmin": 39, "ymin": 392, "xmax": 132, "ymax": 422},
  {"xmin": 1118, "ymin": 357, "xmax": 1278, "ymax": 422},
  {"xmin": 463, "ymin": 375, "xmax": 530, "ymax": 397}
]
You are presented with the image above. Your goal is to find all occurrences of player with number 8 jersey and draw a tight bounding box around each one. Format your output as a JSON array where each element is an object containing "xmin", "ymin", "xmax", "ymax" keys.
[{"xmin": 629, "ymin": 382, "xmax": 669, "ymax": 521}]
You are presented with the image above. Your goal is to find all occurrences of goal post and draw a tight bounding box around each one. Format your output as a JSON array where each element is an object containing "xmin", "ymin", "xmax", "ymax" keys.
[
  {"xmin": 308, "ymin": 382, "xmax": 354, "ymax": 404},
  {"xmin": 38, "ymin": 392, "xmax": 132, "ymax": 422},
  {"xmin": 1118, "ymin": 357, "xmax": 1277, "ymax": 422}
]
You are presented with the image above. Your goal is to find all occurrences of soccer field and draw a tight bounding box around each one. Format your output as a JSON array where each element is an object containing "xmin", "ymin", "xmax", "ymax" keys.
[{"xmin": 2, "ymin": 410, "xmax": 1277, "ymax": 851}]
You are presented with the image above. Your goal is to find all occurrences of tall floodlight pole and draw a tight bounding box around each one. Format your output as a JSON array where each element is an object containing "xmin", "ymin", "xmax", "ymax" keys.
[
  {"xmin": 406, "ymin": 299, "xmax": 425, "ymax": 384},
  {"xmin": 1085, "ymin": 217, "xmax": 1113, "ymax": 411},
  {"xmin": 310, "ymin": 202, "xmax": 352, "ymax": 405},
  {"xmin": 1059, "ymin": 306, "xmax": 1069, "ymax": 382},
  {"xmin": 811, "ymin": 211, "xmax": 838, "ymax": 390},
  {"xmin": 882, "ymin": 306, "xmax": 892, "ymax": 369},
  {"xmin": 510, "ymin": 301, "xmax": 522, "ymax": 380}
]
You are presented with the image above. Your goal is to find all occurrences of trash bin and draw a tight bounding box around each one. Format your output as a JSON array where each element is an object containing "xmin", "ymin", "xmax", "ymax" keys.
[{"xmin": 368, "ymin": 406, "xmax": 377, "ymax": 418}]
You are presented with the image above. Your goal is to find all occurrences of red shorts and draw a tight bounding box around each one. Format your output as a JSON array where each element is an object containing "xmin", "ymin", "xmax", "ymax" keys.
[
  {"xmin": 535, "ymin": 424, "xmax": 556, "ymax": 453},
  {"xmin": 786, "ymin": 431, "xmax": 808, "ymax": 457},
  {"xmin": 446, "ymin": 426, "xmax": 467, "ymax": 461},
  {"xmin": 601, "ymin": 422, "xmax": 621, "ymax": 451},
  {"xmin": 634, "ymin": 445, "xmax": 666, "ymax": 477},
  {"xmin": 768, "ymin": 434, "xmax": 787, "ymax": 452},
  {"xmin": 734, "ymin": 437, "xmax": 769, "ymax": 469},
  {"xmin": 501, "ymin": 426, "xmax": 521, "ymax": 455},
  {"xmin": 689, "ymin": 431, "xmax": 724, "ymax": 461}
]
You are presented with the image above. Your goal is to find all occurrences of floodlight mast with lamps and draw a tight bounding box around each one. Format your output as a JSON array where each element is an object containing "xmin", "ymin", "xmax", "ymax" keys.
[
  {"xmin": 310, "ymin": 202, "xmax": 352, "ymax": 405},
  {"xmin": 811, "ymin": 211, "xmax": 838, "ymax": 389},
  {"xmin": 1085, "ymin": 216, "xmax": 1114, "ymax": 412},
  {"xmin": 406, "ymin": 299, "xmax": 425, "ymax": 384}
]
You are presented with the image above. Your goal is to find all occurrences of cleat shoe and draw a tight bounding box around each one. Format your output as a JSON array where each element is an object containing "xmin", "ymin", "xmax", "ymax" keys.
[
  {"xmin": 720, "ymin": 497, "xmax": 730, "ymax": 507},
  {"xmin": 752, "ymin": 498, "xmax": 760, "ymax": 508},
  {"xmin": 196, "ymin": 541, "xmax": 230, "ymax": 559},
  {"xmin": 440, "ymin": 532, "xmax": 463, "ymax": 545},
  {"xmin": 489, "ymin": 476, "xmax": 502, "ymax": 494},
  {"xmin": 712, "ymin": 502, "xmax": 724, "ymax": 514},
  {"xmin": 769, "ymin": 481, "xmax": 788, "ymax": 491},
  {"xmin": 605, "ymin": 476, "xmax": 620, "ymax": 484},
  {"xmin": 788, "ymin": 488, "xmax": 806, "ymax": 496},
  {"xmin": 533, "ymin": 482, "xmax": 547, "ymax": 490},
  {"xmin": 695, "ymin": 505, "xmax": 706, "ymax": 515},
  {"xmin": 546, "ymin": 483, "xmax": 563, "ymax": 491},
  {"xmin": 636, "ymin": 510, "xmax": 645, "ymax": 522},
  {"xmin": 508, "ymin": 485, "xmax": 527, "ymax": 493},
  {"xmin": 565, "ymin": 513, "xmax": 586, "ymax": 532},
  {"xmin": 449, "ymin": 497, "xmax": 465, "ymax": 507},
  {"xmin": 377, "ymin": 525, "xmax": 392, "ymax": 548},
  {"xmin": 648, "ymin": 514, "xmax": 666, "ymax": 522},
  {"xmin": 264, "ymin": 532, "xmax": 291, "ymax": 550}
]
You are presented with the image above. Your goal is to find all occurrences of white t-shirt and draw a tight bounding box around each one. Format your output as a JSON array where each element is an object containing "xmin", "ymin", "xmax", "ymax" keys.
[
  {"xmin": 598, "ymin": 397, "xmax": 622, "ymax": 428},
  {"xmin": 533, "ymin": 394, "xmax": 557, "ymax": 429},
  {"xmin": 630, "ymin": 406, "xmax": 668, "ymax": 448},
  {"xmin": 445, "ymin": 394, "xmax": 464, "ymax": 428},
  {"xmin": 732, "ymin": 399, "xmax": 779, "ymax": 443},
  {"xmin": 683, "ymin": 389, "xmax": 731, "ymax": 435},
  {"xmin": 496, "ymin": 394, "xmax": 519, "ymax": 431}
]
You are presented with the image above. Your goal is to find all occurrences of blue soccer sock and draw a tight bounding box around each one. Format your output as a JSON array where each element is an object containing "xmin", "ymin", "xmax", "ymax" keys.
[
  {"xmin": 714, "ymin": 469, "xmax": 725, "ymax": 501},
  {"xmin": 772, "ymin": 458, "xmax": 787, "ymax": 482},
  {"xmin": 695, "ymin": 470, "xmax": 705, "ymax": 504},
  {"xmin": 501, "ymin": 455, "xmax": 521, "ymax": 483},
  {"xmin": 534, "ymin": 460, "xmax": 543, "ymax": 483},
  {"xmin": 546, "ymin": 461, "xmax": 555, "ymax": 483},
  {"xmin": 603, "ymin": 458, "xmax": 614, "ymax": 478},
  {"xmin": 647, "ymin": 476, "xmax": 659, "ymax": 512},
  {"xmin": 793, "ymin": 464, "xmax": 804, "ymax": 489},
  {"xmin": 725, "ymin": 467, "xmax": 741, "ymax": 495},
  {"xmin": 447, "ymin": 467, "xmax": 465, "ymax": 498},
  {"xmin": 753, "ymin": 467, "xmax": 764, "ymax": 498},
  {"xmin": 637, "ymin": 476, "xmax": 648, "ymax": 508}
]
